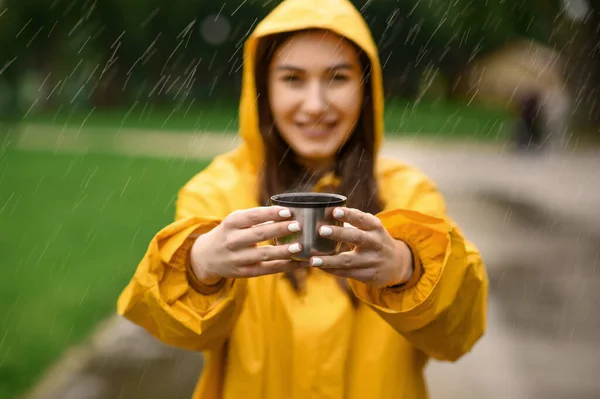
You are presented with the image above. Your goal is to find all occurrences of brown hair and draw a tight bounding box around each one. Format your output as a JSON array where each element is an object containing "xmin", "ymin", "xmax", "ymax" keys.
[{"xmin": 255, "ymin": 30, "xmax": 382, "ymax": 299}]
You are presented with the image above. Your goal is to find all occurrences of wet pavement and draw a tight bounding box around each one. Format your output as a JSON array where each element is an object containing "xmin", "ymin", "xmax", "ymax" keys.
[
  {"xmin": 426, "ymin": 193, "xmax": 600, "ymax": 399},
  {"xmin": 21, "ymin": 136, "xmax": 600, "ymax": 399},
  {"xmin": 384, "ymin": 142, "xmax": 600, "ymax": 398}
]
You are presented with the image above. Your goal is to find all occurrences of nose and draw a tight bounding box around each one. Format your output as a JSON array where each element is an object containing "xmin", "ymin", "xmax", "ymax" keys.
[{"xmin": 302, "ymin": 80, "xmax": 328, "ymax": 116}]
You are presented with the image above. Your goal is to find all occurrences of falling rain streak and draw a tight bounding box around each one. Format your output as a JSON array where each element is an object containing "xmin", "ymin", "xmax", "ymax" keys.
[{"xmin": 0, "ymin": 1, "xmax": 598, "ymax": 399}]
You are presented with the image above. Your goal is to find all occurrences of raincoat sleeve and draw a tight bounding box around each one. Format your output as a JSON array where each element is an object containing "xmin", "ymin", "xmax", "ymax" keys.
[
  {"xmin": 116, "ymin": 162, "xmax": 248, "ymax": 352},
  {"xmin": 349, "ymin": 168, "xmax": 488, "ymax": 362}
]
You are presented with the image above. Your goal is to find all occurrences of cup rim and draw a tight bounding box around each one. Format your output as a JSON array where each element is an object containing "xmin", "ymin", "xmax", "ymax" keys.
[{"xmin": 270, "ymin": 192, "xmax": 347, "ymax": 208}]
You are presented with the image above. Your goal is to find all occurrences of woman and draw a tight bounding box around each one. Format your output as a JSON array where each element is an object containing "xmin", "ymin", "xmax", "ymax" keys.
[{"xmin": 117, "ymin": 0, "xmax": 488, "ymax": 398}]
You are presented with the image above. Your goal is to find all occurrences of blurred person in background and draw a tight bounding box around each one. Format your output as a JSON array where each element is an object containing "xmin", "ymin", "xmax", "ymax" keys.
[{"xmin": 515, "ymin": 93, "xmax": 543, "ymax": 151}]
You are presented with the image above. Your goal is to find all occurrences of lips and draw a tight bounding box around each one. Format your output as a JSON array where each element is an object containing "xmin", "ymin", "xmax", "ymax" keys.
[{"xmin": 295, "ymin": 121, "xmax": 338, "ymax": 138}]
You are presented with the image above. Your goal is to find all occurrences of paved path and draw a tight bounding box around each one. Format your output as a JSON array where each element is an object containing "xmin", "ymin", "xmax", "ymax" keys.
[{"xmin": 17, "ymin": 125, "xmax": 600, "ymax": 399}]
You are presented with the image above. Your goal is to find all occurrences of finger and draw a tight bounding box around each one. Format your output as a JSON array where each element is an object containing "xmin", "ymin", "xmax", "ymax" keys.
[
  {"xmin": 225, "ymin": 206, "xmax": 293, "ymax": 229},
  {"xmin": 238, "ymin": 259, "xmax": 307, "ymax": 278},
  {"xmin": 319, "ymin": 266, "xmax": 375, "ymax": 282},
  {"xmin": 232, "ymin": 243, "xmax": 303, "ymax": 265},
  {"xmin": 309, "ymin": 251, "xmax": 370, "ymax": 269},
  {"xmin": 318, "ymin": 224, "xmax": 376, "ymax": 248},
  {"xmin": 227, "ymin": 220, "xmax": 302, "ymax": 249},
  {"xmin": 332, "ymin": 207, "xmax": 381, "ymax": 231}
]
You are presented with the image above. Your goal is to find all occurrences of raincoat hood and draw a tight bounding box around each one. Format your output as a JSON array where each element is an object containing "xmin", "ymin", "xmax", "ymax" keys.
[{"xmin": 239, "ymin": 0, "xmax": 385, "ymax": 171}]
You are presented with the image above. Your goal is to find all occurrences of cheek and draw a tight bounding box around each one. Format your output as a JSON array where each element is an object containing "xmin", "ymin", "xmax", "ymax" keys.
[
  {"xmin": 331, "ymin": 84, "xmax": 363, "ymax": 122},
  {"xmin": 269, "ymin": 86, "xmax": 298, "ymax": 123}
]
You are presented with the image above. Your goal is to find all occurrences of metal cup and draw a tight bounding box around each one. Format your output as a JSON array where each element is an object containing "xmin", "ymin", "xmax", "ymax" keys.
[{"xmin": 270, "ymin": 192, "xmax": 347, "ymax": 261}]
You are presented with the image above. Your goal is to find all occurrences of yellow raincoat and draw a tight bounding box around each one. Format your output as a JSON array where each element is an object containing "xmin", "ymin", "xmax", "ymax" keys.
[{"xmin": 117, "ymin": 0, "xmax": 488, "ymax": 398}]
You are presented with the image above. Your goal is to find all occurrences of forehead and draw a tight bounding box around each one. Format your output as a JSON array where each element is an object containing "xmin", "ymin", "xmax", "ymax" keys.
[{"xmin": 271, "ymin": 31, "xmax": 359, "ymax": 66}]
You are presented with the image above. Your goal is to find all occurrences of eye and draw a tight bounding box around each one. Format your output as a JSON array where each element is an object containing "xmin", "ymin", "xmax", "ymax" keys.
[
  {"xmin": 330, "ymin": 73, "xmax": 350, "ymax": 82},
  {"xmin": 280, "ymin": 74, "xmax": 302, "ymax": 84}
]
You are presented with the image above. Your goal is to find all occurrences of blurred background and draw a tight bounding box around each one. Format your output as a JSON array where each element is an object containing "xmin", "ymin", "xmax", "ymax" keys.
[{"xmin": 0, "ymin": 0, "xmax": 599, "ymax": 398}]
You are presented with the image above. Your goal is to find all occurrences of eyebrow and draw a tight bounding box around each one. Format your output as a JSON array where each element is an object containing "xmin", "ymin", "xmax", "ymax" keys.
[{"xmin": 276, "ymin": 63, "xmax": 355, "ymax": 72}]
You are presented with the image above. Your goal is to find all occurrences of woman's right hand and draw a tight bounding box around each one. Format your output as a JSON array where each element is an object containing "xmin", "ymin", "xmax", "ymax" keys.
[{"xmin": 190, "ymin": 206, "xmax": 304, "ymax": 285}]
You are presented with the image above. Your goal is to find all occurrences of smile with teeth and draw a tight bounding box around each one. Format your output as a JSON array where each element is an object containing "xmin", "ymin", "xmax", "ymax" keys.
[{"xmin": 296, "ymin": 121, "xmax": 338, "ymax": 137}]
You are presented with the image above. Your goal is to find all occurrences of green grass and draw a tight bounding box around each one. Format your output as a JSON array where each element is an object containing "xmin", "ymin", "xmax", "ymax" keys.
[
  {"xmin": 0, "ymin": 149, "xmax": 210, "ymax": 399},
  {"xmin": 384, "ymin": 100, "xmax": 511, "ymax": 140},
  {"xmin": 21, "ymin": 101, "xmax": 242, "ymax": 133},
  {"xmin": 20, "ymin": 99, "xmax": 512, "ymax": 141}
]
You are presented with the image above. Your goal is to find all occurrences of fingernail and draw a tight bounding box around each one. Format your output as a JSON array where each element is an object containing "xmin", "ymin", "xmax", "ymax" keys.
[
  {"xmin": 288, "ymin": 243, "xmax": 301, "ymax": 253},
  {"xmin": 319, "ymin": 226, "xmax": 332, "ymax": 236},
  {"xmin": 279, "ymin": 209, "xmax": 292, "ymax": 218},
  {"xmin": 333, "ymin": 208, "xmax": 344, "ymax": 219},
  {"xmin": 311, "ymin": 257, "xmax": 323, "ymax": 267},
  {"xmin": 288, "ymin": 222, "xmax": 301, "ymax": 233}
]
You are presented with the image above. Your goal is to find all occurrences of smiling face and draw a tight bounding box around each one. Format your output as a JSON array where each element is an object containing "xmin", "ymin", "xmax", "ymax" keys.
[{"xmin": 267, "ymin": 30, "xmax": 365, "ymax": 171}]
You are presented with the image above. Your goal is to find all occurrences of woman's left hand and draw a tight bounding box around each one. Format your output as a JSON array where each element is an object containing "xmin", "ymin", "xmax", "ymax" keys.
[{"xmin": 312, "ymin": 207, "xmax": 414, "ymax": 288}]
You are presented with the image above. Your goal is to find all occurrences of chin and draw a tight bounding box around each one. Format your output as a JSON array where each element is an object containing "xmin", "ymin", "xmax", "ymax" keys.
[{"xmin": 301, "ymin": 140, "xmax": 343, "ymax": 155}]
